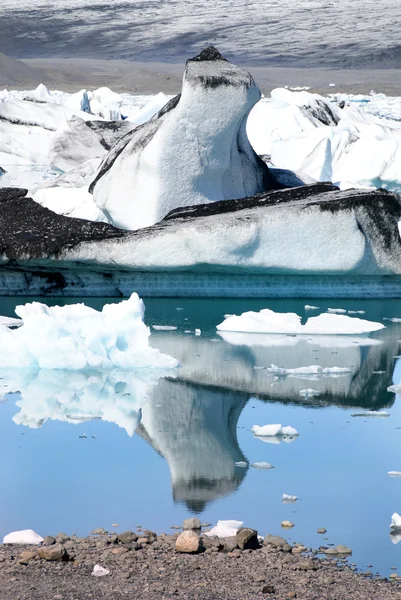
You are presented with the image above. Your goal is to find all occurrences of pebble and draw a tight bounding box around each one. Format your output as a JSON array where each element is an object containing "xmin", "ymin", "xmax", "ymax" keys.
[
  {"xmin": 38, "ymin": 544, "xmax": 67, "ymax": 562},
  {"xmin": 317, "ymin": 528, "xmax": 327, "ymax": 534},
  {"xmin": 92, "ymin": 528, "xmax": 107, "ymax": 535},
  {"xmin": 336, "ymin": 545, "xmax": 352, "ymax": 555},
  {"xmin": 262, "ymin": 584, "xmax": 275, "ymax": 594},
  {"xmin": 18, "ymin": 551, "xmax": 37, "ymax": 565},
  {"xmin": 264, "ymin": 535, "xmax": 287, "ymax": 548}
]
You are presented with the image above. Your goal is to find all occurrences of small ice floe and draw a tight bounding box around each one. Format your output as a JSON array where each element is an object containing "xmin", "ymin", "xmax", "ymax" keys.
[
  {"xmin": 0, "ymin": 316, "xmax": 23, "ymax": 328},
  {"xmin": 299, "ymin": 388, "xmax": 320, "ymax": 397},
  {"xmin": 388, "ymin": 383, "xmax": 401, "ymax": 393},
  {"xmin": 252, "ymin": 424, "xmax": 299, "ymax": 437},
  {"xmin": 204, "ymin": 520, "xmax": 243, "ymax": 538},
  {"xmin": 384, "ymin": 317, "xmax": 401, "ymax": 323},
  {"xmin": 372, "ymin": 370, "xmax": 386, "ymax": 374},
  {"xmin": 0, "ymin": 293, "xmax": 178, "ymax": 370},
  {"xmin": 327, "ymin": 308, "xmax": 346, "ymax": 314},
  {"xmin": 282, "ymin": 494, "xmax": 298, "ymax": 503},
  {"xmin": 3, "ymin": 529, "xmax": 44, "ymax": 544},
  {"xmin": 265, "ymin": 364, "xmax": 351, "ymax": 379},
  {"xmin": 224, "ymin": 314, "xmax": 234, "ymax": 318},
  {"xmin": 351, "ymin": 411, "xmax": 390, "ymax": 418},
  {"xmin": 251, "ymin": 462, "xmax": 275, "ymax": 469},
  {"xmin": 216, "ymin": 308, "xmax": 384, "ymax": 335},
  {"xmin": 195, "ymin": 329, "xmax": 201, "ymax": 336},
  {"xmin": 348, "ymin": 310, "xmax": 366, "ymax": 315},
  {"xmin": 235, "ymin": 461, "xmax": 248, "ymax": 468},
  {"xmin": 92, "ymin": 564, "xmax": 110, "ymax": 577},
  {"xmin": 152, "ymin": 325, "xmax": 177, "ymax": 331},
  {"xmin": 390, "ymin": 513, "xmax": 401, "ymax": 531},
  {"xmin": 176, "ymin": 307, "xmax": 184, "ymax": 311},
  {"xmin": 305, "ymin": 305, "xmax": 320, "ymax": 310},
  {"xmin": 388, "ymin": 471, "xmax": 401, "ymax": 477},
  {"xmin": 329, "ymin": 83, "xmax": 336, "ymax": 87}
]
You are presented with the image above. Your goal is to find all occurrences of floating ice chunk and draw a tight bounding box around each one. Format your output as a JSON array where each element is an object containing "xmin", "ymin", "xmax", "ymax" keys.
[
  {"xmin": 195, "ymin": 329, "xmax": 201, "ymax": 336},
  {"xmin": 204, "ymin": 520, "xmax": 243, "ymax": 538},
  {"xmin": 351, "ymin": 411, "xmax": 390, "ymax": 417},
  {"xmin": 299, "ymin": 388, "xmax": 320, "ymax": 397},
  {"xmin": 265, "ymin": 364, "xmax": 352, "ymax": 379},
  {"xmin": 92, "ymin": 564, "xmax": 110, "ymax": 577},
  {"xmin": 3, "ymin": 529, "xmax": 44, "ymax": 544},
  {"xmin": 348, "ymin": 310, "xmax": 366, "ymax": 315},
  {"xmin": 388, "ymin": 383, "xmax": 401, "ymax": 393},
  {"xmin": 388, "ymin": 472, "xmax": 401, "ymax": 477},
  {"xmin": 327, "ymin": 308, "xmax": 347, "ymax": 314},
  {"xmin": 216, "ymin": 309, "xmax": 384, "ymax": 335},
  {"xmin": 252, "ymin": 424, "xmax": 299, "ymax": 437},
  {"xmin": 282, "ymin": 494, "xmax": 298, "ymax": 502},
  {"xmin": 152, "ymin": 325, "xmax": 177, "ymax": 331},
  {"xmin": 252, "ymin": 424, "xmax": 282, "ymax": 436},
  {"xmin": 305, "ymin": 305, "xmax": 320, "ymax": 310},
  {"xmin": 0, "ymin": 316, "xmax": 23, "ymax": 328},
  {"xmin": 0, "ymin": 293, "xmax": 178, "ymax": 370},
  {"xmin": 235, "ymin": 461, "xmax": 248, "ymax": 468},
  {"xmin": 383, "ymin": 317, "xmax": 401, "ymax": 323},
  {"xmin": 251, "ymin": 462, "xmax": 275, "ymax": 469},
  {"xmin": 390, "ymin": 513, "xmax": 401, "ymax": 531}
]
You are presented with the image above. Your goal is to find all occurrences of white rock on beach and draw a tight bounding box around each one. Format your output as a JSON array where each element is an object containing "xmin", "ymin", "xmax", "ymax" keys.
[
  {"xmin": 204, "ymin": 520, "xmax": 243, "ymax": 538},
  {"xmin": 3, "ymin": 529, "xmax": 44, "ymax": 545},
  {"xmin": 92, "ymin": 564, "xmax": 110, "ymax": 577}
]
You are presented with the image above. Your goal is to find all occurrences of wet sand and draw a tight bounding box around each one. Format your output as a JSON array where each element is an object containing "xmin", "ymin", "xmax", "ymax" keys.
[{"xmin": 2, "ymin": 56, "xmax": 401, "ymax": 95}]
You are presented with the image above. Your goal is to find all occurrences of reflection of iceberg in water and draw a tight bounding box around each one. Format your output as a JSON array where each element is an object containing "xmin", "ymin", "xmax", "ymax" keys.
[
  {"xmin": 6, "ymin": 369, "xmax": 249, "ymax": 512},
  {"xmin": 152, "ymin": 329, "xmax": 398, "ymax": 409},
  {"xmin": 138, "ymin": 379, "xmax": 248, "ymax": 512},
  {"xmin": 6, "ymin": 370, "xmax": 162, "ymax": 436}
]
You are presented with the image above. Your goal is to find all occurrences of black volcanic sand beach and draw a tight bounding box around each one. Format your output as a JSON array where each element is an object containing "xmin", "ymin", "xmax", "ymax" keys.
[
  {"xmin": 1, "ymin": 529, "xmax": 401, "ymax": 600},
  {"xmin": 3, "ymin": 54, "xmax": 401, "ymax": 96}
]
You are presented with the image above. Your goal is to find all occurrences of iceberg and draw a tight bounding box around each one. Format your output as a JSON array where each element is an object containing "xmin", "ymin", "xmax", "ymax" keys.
[
  {"xmin": 282, "ymin": 494, "xmax": 298, "ymax": 502},
  {"xmin": 0, "ymin": 293, "xmax": 178, "ymax": 370},
  {"xmin": 390, "ymin": 513, "xmax": 401, "ymax": 531},
  {"xmin": 252, "ymin": 424, "xmax": 299, "ymax": 437},
  {"xmin": 3, "ymin": 529, "xmax": 44, "ymax": 544},
  {"xmin": 217, "ymin": 309, "xmax": 385, "ymax": 335},
  {"xmin": 90, "ymin": 47, "xmax": 274, "ymax": 230}
]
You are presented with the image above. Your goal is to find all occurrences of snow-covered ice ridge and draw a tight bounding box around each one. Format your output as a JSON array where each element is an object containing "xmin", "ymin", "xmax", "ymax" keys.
[{"xmin": 4, "ymin": 84, "xmax": 401, "ymax": 199}]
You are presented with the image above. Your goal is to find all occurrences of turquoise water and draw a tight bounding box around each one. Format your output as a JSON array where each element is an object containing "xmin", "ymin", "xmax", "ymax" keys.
[{"xmin": 1, "ymin": 297, "xmax": 401, "ymax": 576}]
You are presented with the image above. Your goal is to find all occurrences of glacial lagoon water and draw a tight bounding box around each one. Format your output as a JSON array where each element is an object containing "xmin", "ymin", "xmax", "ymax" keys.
[{"xmin": 1, "ymin": 296, "xmax": 401, "ymax": 576}]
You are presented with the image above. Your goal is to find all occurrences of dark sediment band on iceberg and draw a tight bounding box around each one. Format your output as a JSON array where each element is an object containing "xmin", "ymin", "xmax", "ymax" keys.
[{"xmin": 1, "ymin": 185, "xmax": 401, "ymax": 296}]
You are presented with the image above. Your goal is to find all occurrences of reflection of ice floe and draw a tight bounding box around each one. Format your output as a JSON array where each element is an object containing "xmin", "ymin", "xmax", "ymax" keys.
[
  {"xmin": 265, "ymin": 364, "xmax": 352, "ymax": 379},
  {"xmin": 139, "ymin": 379, "xmax": 247, "ymax": 511},
  {"xmin": 351, "ymin": 411, "xmax": 390, "ymax": 418},
  {"xmin": 152, "ymin": 329, "xmax": 395, "ymax": 409},
  {"xmin": 216, "ymin": 309, "xmax": 385, "ymax": 335},
  {"xmin": 390, "ymin": 532, "xmax": 401, "ymax": 545},
  {"xmin": 0, "ymin": 293, "xmax": 178, "ymax": 370},
  {"xmin": 299, "ymin": 388, "xmax": 320, "ymax": 397},
  {"xmin": 7, "ymin": 369, "xmax": 163, "ymax": 436},
  {"xmin": 251, "ymin": 462, "xmax": 275, "ymax": 469}
]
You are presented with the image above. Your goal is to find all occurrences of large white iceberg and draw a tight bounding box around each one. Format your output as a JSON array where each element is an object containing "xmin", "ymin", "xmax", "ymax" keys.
[
  {"xmin": 0, "ymin": 293, "xmax": 178, "ymax": 370},
  {"xmin": 90, "ymin": 47, "xmax": 272, "ymax": 230},
  {"xmin": 217, "ymin": 309, "xmax": 385, "ymax": 335}
]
